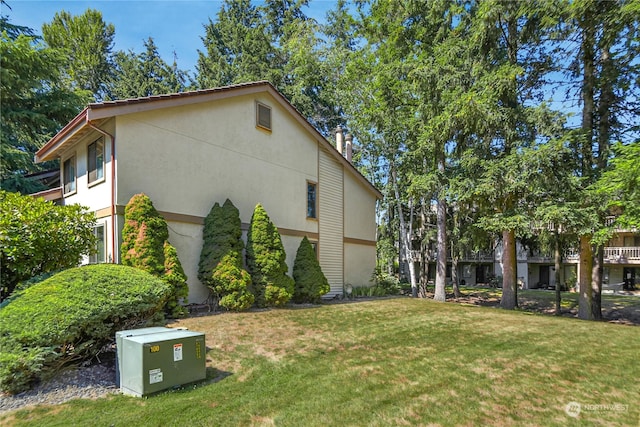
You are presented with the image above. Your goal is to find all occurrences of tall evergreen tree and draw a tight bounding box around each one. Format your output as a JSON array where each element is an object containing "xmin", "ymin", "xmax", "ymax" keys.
[
  {"xmin": 455, "ymin": 0, "xmax": 565, "ymax": 309},
  {"xmin": 41, "ymin": 9, "xmax": 115, "ymax": 100},
  {"xmin": 560, "ymin": 0, "xmax": 639, "ymax": 320},
  {"xmin": 196, "ymin": 0, "xmax": 276, "ymax": 88},
  {"xmin": 109, "ymin": 38, "xmax": 190, "ymax": 99},
  {"xmin": 0, "ymin": 19, "xmax": 87, "ymax": 193}
]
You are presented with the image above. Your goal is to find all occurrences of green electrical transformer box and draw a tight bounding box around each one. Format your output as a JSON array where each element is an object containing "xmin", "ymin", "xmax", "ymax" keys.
[{"xmin": 116, "ymin": 328, "xmax": 206, "ymax": 397}]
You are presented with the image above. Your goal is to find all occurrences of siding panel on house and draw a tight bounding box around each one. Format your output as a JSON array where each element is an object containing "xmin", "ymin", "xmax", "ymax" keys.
[{"xmin": 319, "ymin": 148, "xmax": 344, "ymax": 295}]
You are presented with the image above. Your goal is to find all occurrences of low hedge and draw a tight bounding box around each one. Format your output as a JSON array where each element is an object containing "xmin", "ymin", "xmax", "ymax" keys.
[{"xmin": 0, "ymin": 264, "xmax": 172, "ymax": 394}]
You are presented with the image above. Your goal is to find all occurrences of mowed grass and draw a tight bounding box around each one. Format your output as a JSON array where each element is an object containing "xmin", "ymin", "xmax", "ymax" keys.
[
  {"xmin": 2, "ymin": 298, "xmax": 639, "ymax": 426},
  {"xmin": 453, "ymin": 287, "xmax": 640, "ymax": 324}
]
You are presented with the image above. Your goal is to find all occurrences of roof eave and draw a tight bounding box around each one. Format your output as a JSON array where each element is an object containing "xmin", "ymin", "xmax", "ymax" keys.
[{"xmin": 35, "ymin": 108, "xmax": 88, "ymax": 163}]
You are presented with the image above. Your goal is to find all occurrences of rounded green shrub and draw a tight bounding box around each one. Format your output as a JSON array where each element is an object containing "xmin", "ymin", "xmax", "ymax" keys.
[
  {"xmin": 0, "ymin": 264, "xmax": 171, "ymax": 394},
  {"xmin": 246, "ymin": 204, "xmax": 294, "ymax": 307},
  {"xmin": 293, "ymin": 237, "xmax": 330, "ymax": 303},
  {"xmin": 210, "ymin": 252, "xmax": 254, "ymax": 311}
]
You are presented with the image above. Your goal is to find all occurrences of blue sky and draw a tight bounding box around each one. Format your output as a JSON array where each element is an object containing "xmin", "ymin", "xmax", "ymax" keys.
[{"xmin": 3, "ymin": 0, "xmax": 336, "ymax": 75}]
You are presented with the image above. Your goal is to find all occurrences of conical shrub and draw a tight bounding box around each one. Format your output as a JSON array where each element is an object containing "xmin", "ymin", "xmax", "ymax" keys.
[
  {"xmin": 246, "ymin": 204, "xmax": 293, "ymax": 307},
  {"xmin": 198, "ymin": 199, "xmax": 243, "ymax": 285},
  {"xmin": 293, "ymin": 236, "xmax": 329, "ymax": 303}
]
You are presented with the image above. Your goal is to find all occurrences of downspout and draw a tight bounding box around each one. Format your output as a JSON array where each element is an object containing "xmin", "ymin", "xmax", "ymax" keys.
[{"xmin": 86, "ymin": 119, "xmax": 117, "ymax": 264}]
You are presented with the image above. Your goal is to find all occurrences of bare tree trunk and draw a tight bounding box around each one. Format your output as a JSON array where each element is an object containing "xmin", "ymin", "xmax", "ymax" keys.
[
  {"xmin": 434, "ymin": 148, "xmax": 447, "ymax": 302},
  {"xmin": 391, "ymin": 165, "xmax": 417, "ymax": 297},
  {"xmin": 451, "ymin": 254, "xmax": 461, "ymax": 298},
  {"xmin": 500, "ymin": 229, "xmax": 517, "ymax": 309},
  {"xmin": 554, "ymin": 230, "xmax": 562, "ymax": 316},
  {"xmin": 578, "ymin": 235, "xmax": 594, "ymax": 320},
  {"xmin": 451, "ymin": 210, "xmax": 462, "ymax": 298},
  {"xmin": 419, "ymin": 235, "xmax": 429, "ymax": 298},
  {"xmin": 592, "ymin": 245, "xmax": 603, "ymax": 320}
]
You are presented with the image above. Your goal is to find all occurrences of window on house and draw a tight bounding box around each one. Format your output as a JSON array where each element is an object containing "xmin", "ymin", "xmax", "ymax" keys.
[
  {"xmin": 256, "ymin": 102, "xmax": 272, "ymax": 131},
  {"xmin": 310, "ymin": 241, "xmax": 318, "ymax": 256},
  {"xmin": 63, "ymin": 156, "xmax": 76, "ymax": 194},
  {"xmin": 307, "ymin": 181, "xmax": 317, "ymax": 219},
  {"xmin": 88, "ymin": 137, "xmax": 105, "ymax": 184},
  {"xmin": 89, "ymin": 224, "xmax": 106, "ymax": 264}
]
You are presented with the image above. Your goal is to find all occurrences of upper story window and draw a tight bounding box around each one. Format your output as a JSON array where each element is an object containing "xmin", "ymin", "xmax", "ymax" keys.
[
  {"xmin": 307, "ymin": 181, "xmax": 317, "ymax": 219},
  {"xmin": 256, "ymin": 101, "xmax": 272, "ymax": 131},
  {"xmin": 63, "ymin": 155, "xmax": 76, "ymax": 194},
  {"xmin": 88, "ymin": 137, "xmax": 105, "ymax": 184}
]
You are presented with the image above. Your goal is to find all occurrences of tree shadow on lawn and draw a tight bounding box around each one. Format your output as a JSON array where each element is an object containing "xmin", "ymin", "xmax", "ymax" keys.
[{"xmin": 443, "ymin": 287, "xmax": 640, "ymax": 325}]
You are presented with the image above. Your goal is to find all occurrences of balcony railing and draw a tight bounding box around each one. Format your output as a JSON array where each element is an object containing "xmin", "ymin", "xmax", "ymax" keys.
[
  {"xmin": 407, "ymin": 250, "xmax": 494, "ymax": 263},
  {"xmin": 408, "ymin": 247, "xmax": 639, "ymax": 263},
  {"xmin": 604, "ymin": 246, "xmax": 640, "ymax": 262}
]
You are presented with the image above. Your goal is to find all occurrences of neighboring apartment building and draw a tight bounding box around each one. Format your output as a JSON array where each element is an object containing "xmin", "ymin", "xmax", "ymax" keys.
[
  {"xmin": 34, "ymin": 81, "xmax": 382, "ymax": 303},
  {"xmin": 438, "ymin": 226, "xmax": 639, "ymax": 291}
]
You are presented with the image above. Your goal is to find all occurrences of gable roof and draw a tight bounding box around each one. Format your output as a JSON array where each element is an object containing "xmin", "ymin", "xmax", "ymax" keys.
[{"xmin": 35, "ymin": 81, "xmax": 382, "ymax": 199}]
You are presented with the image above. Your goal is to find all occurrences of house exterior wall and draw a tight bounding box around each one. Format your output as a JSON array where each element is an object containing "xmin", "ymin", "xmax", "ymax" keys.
[
  {"xmin": 343, "ymin": 168, "xmax": 378, "ymax": 288},
  {"xmin": 103, "ymin": 92, "xmax": 378, "ymax": 301},
  {"xmin": 59, "ymin": 120, "xmax": 118, "ymax": 263},
  {"xmin": 344, "ymin": 243, "xmax": 376, "ymax": 287},
  {"xmin": 114, "ymin": 94, "xmax": 319, "ymax": 229},
  {"xmin": 38, "ymin": 85, "xmax": 381, "ymax": 304},
  {"xmin": 318, "ymin": 147, "xmax": 344, "ymax": 295}
]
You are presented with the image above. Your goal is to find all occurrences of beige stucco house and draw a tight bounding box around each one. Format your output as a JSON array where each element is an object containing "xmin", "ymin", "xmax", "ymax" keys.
[{"xmin": 35, "ymin": 81, "xmax": 382, "ymax": 303}]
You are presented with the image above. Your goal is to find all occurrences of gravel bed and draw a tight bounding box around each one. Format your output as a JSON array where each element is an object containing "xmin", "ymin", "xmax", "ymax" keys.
[{"xmin": 0, "ymin": 358, "xmax": 119, "ymax": 415}]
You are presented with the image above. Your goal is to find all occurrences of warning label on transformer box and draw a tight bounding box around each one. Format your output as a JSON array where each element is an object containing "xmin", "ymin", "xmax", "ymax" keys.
[
  {"xmin": 173, "ymin": 343, "xmax": 183, "ymax": 361},
  {"xmin": 149, "ymin": 368, "xmax": 163, "ymax": 384}
]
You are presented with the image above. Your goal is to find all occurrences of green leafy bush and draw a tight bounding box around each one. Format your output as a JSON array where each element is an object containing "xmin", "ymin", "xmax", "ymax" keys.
[
  {"xmin": 292, "ymin": 237, "xmax": 330, "ymax": 303},
  {"xmin": 0, "ymin": 190, "xmax": 96, "ymax": 300},
  {"xmin": 0, "ymin": 264, "xmax": 171, "ymax": 394},
  {"xmin": 246, "ymin": 204, "xmax": 294, "ymax": 307},
  {"xmin": 210, "ymin": 252, "xmax": 254, "ymax": 311},
  {"xmin": 375, "ymin": 275, "xmax": 401, "ymax": 295},
  {"xmin": 198, "ymin": 199, "xmax": 244, "ymax": 285}
]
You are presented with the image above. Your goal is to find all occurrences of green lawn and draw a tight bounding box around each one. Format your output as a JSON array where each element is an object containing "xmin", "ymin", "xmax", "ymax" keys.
[
  {"xmin": 2, "ymin": 298, "xmax": 639, "ymax": 426},
  {"xmin": 450, "ymin": 287, "xmax": 640, "ymax": 324}
]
